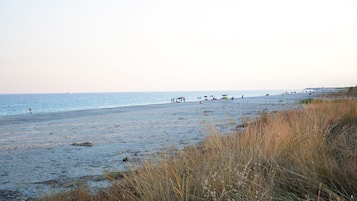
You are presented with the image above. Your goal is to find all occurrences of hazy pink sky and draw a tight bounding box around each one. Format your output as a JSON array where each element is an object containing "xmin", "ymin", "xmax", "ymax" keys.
[{"xmin": 1, "ymin": 0, "xmax": 356, "ymax": 94}]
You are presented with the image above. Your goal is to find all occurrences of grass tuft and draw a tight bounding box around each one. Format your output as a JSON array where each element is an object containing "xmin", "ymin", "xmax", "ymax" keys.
[{"xmin": 299, "ymin": 98, "xmax": 314, "ymax": 104}]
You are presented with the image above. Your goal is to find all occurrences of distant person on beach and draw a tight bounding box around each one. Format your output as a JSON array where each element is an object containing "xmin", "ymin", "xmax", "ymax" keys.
[{"xmin": 29, "ymin": 108, "xmax": 32, "ymax": 114}]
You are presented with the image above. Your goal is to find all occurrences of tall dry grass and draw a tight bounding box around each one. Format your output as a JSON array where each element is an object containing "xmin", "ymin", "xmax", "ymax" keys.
[{"xmin": 41, "ymin": 99, "xmax": 357, "ymax": 201}]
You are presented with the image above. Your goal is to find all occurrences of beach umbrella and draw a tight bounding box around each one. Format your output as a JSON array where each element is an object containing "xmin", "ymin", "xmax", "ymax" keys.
[{"xmin": 222, "ymin": 94, "xmax": 229, "ymax": 100}]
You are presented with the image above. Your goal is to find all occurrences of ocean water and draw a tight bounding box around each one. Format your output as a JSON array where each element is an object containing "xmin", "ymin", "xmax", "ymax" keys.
[{"xmin": 0, "ymin": 90, "xmax": 295, "ymax": 116}]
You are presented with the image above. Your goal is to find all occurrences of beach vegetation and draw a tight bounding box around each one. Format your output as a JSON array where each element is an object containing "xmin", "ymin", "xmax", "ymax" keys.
[
  {"xmin": 41, "ymin": 98, "xmax": 357, "ymax": 201},
  {"xmin": 299, "ymin": 98, "xmax": 313, "ymax": 104},
  {"xmin": 321, "ymin": 86, "xmax": 357, "ymax": 98}
]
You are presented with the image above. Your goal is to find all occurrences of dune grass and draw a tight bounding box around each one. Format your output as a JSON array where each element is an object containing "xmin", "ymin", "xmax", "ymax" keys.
[{"xmin": 41, "ymin": 98, "xmax": 357, "ymax": 201}]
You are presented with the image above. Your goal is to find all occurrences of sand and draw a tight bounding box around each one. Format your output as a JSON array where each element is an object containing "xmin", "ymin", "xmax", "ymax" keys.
[{"xmin": 0, "ymin": 93, "xmax": 312, "ymax": 199}]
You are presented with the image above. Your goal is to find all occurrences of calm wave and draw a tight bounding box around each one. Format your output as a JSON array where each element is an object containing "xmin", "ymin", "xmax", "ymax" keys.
[{"xmin": 0, "ymin": 90, "xmax": 295, "ymax": 116}]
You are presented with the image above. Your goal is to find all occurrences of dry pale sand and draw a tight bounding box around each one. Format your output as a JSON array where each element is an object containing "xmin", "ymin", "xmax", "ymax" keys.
[{"xmin": 0, "ymin": 93, "xmax": 312, "ymax": 199}]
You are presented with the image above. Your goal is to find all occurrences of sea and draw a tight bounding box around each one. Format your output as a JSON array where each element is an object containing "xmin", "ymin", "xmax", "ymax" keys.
[{"xmin": 0, "ymin": 90, "xmax": 299, "ymax": 117}]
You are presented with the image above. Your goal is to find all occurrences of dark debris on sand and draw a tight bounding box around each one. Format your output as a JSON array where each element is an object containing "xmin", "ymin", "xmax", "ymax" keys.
[{"xmin": 70, "ymin": 142, "xmax": 93, "ymax": 147}]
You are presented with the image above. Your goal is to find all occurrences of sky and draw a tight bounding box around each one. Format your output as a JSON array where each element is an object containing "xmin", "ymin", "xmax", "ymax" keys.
[{"xmin": 0, "ymin": 0, "xmax": 356, "ymax": 94}]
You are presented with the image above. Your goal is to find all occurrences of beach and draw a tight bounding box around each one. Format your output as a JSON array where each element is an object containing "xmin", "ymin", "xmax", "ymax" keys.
[{"xmin": 0, "ymin": 93, "xmax": 312, "ymax": 199}]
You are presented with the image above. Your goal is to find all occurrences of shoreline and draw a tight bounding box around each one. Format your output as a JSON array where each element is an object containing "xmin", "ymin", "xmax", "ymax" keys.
[
  {"xmin": 0, "ymin": 89, "xmax": 307, "ymax": 117},
  {"xmin": 0, "ymin": 90, "xmax": 313, "ymax": 122},
  {"xmin": 0, "ymin": 92, "xmax": 314, "ymax": 199}
]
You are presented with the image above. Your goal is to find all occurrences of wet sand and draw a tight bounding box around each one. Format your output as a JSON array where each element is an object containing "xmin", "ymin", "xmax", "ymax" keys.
[{"xmin": 0, "ymin": 93, "xmax": 312, "ymax": 199}]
